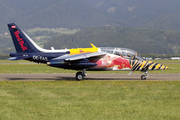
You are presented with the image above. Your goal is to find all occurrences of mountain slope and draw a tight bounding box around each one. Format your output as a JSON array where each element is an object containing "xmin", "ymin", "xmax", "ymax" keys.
[
  {"xmin": 19, "ymin": 0, "xmax": 123, "ymax": 29},
  {"xmin": 0, "ymin": 0, "xmax": 125, "ymax": 33},
  {"xmin": 0, "ymin": 0, "xmax": 24, "ymax": 33},
  {"xmin": 0, "ymin": 0, "xmax": 180, "ymax": 32},
  {"xmin": 84, "ymin": 0, "xmax": 180, "ymax": 27},
  {"xmin": 146, "ymin": 13, "xmax": 180, "ymax": 31}
]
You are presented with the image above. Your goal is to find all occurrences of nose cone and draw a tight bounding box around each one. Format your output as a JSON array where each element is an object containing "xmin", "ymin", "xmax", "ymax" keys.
[
  {"xmin": 130, "ymin": 60, "xmax": 171, "ymax": 71},
  {"xmin": 147, "ymin": 61, "xmax": 171, "ymax": 70}
]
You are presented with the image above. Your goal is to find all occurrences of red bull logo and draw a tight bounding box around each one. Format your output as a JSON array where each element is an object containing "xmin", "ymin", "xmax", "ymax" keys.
[
  {"xmin": 95, "ymin": 54, "xmax": 132, "ymax": 70},
  {"xmin": 14, "ymin": 31, "xmax": 27, "ymax": 51}
]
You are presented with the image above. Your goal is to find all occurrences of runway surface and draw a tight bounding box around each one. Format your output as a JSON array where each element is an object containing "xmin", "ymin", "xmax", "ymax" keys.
[{"xmin": 0, "ymin": 73, "xmax": 179, "ymax": 81}]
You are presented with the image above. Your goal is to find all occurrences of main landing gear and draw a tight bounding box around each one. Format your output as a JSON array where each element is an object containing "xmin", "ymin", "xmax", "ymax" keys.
[
  {"xmin": 76, "ymin": 69, "xmax": 87, "ymax": 81},
  {"xmin": 141, "ymin": 71, "xmax": 149, "ymax": 80}
]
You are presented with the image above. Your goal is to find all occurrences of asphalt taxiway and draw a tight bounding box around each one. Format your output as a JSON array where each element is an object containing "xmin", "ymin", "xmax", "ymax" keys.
[{"xmin": 0, "ymin": 73, "xmax": 179, "ymax": 81}]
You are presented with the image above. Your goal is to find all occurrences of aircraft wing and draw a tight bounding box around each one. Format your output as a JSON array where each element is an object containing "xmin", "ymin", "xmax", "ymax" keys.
[
  {"xmin": 48, "ymin": 52, "xmax": 107, "ymax": 70},
  {"xmin": 53, "ymin": 52, "xmax": 107, "ymax": 61}
]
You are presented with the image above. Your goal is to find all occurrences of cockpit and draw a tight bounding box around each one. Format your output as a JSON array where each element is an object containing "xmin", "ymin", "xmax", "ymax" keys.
[{"xmin": 100, "ymin": 47, "xmax": 145, "ymax": 61}]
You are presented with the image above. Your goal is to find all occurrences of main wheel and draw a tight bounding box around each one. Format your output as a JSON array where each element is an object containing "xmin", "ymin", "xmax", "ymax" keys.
[
  {"xmin": 141, "ymin": 75, "xmax": 146, "ymax": 80},
  {"xmin": 76, "ymin": 72, "xmax": 84, "ymax": 81}
]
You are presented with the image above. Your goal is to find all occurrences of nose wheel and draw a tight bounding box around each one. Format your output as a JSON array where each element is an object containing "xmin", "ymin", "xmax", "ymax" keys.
[
  {"xmin": 141, "ymin": 71, "xmax": 148, "ymax": 80},
  {"xmin": 141, "ymin": 75, "xmax": 146, "ymax": 80}
]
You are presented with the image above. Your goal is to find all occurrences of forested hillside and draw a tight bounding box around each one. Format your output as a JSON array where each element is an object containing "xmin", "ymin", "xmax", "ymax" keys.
[
  {"xmin": 0, "ymin": 36, "xmax": 14, "ymax": 54},
  {"xmin": 44, "ymin": 26, "xmax": 180, "ymax": 54},
  {"xmin": 2, "ymin": 26, "xmax": 180, "ymax": 55}
]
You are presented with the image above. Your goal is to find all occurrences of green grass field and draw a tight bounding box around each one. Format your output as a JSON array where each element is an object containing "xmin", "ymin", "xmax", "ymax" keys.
[{"xmin": 0, "ymin": 81, "xmax": 180, "ymax": 120}]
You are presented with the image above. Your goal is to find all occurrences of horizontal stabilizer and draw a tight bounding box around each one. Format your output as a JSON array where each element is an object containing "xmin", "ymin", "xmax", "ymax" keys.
[{"xmin": 8, "ymin": 56, "xmax": 32, "ymax": 60}]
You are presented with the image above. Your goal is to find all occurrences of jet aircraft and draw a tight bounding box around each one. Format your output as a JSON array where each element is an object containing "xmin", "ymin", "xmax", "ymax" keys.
[{"xmin": 7, "ymin": 23, "xmax": 171, "ymax": 80}]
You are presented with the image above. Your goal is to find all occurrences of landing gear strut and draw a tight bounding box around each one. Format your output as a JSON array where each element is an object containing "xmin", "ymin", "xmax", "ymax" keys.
[
  {"xmin": 76, "ymin": 69, "xmax": 87, "ymax": 81},
  {"xmin": 141, "ymin": 71, "xmax": 149, "ymax": 80}
]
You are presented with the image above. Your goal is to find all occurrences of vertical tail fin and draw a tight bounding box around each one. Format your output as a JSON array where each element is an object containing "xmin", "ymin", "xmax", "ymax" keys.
[{"xmin": 7, "ymin": 23, "xmax": 40, "ymax": 53}]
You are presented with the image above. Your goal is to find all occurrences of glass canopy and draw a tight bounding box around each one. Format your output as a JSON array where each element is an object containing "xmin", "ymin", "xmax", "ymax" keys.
[{"xmin": 100, "ymin": 47, "xmax": 145, "ymax": 60}]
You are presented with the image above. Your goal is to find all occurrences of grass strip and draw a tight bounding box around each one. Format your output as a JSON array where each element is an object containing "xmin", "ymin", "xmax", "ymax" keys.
[{"xmin": 0, "ymin": 81, "xmax": 179, "ymax": 120}]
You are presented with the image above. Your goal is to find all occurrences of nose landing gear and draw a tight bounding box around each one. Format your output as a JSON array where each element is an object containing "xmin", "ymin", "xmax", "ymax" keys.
[{"xmin": 141, "ymin": 71, "xmax": 149, "ymax": 80}]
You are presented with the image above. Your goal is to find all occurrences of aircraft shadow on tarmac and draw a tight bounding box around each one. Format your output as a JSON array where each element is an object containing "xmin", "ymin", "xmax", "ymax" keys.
[{"xmin": 6, "ymin": 76, "xmax": 149, "ymax": 81}]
